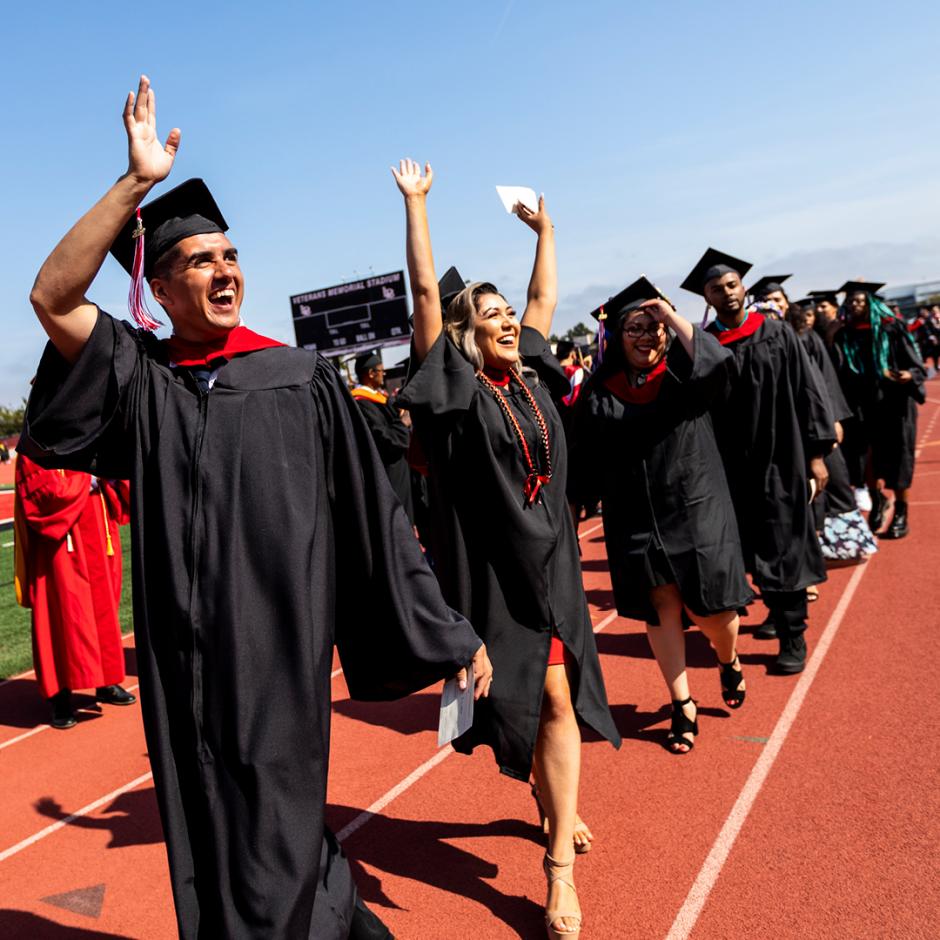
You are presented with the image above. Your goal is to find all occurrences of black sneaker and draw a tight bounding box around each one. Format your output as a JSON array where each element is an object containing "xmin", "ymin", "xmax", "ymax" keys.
[
  {"xmin": 774, "ymin": 634, "xmax": 807, "ymax": 674},
  {"xmin": 49, "ymin": 689, "xmax": 76, "ymax": 730},
  {"xmin": 96, "ymin": 685, "xmax": 137, "ymax": 706}
]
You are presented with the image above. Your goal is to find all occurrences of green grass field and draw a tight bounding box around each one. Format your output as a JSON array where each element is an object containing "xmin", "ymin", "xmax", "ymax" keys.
[{"xmin": 0, "ymin": 525, "xmax": 134, "ymax": 679}]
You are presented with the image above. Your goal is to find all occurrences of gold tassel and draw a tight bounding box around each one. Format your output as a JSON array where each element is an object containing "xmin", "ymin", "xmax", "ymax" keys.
[{"xmin": 99, "ymin": 489, "xmax": 114, "ymax": 556}]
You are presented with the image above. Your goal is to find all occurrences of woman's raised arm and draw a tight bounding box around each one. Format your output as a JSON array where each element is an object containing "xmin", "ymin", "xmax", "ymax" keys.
[
  {"xmin": 518, "ymin": 196, "xmax": 557, "ymax": 338},
  {"xmin": 391, "ymin": 159, "xmax": 441, "ymax": 363}
]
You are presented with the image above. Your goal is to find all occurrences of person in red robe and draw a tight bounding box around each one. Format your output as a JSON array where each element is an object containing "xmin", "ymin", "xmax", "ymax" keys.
[{"xmin": 14, "ymin": 454, "xmax": 136, "ymax": 728}]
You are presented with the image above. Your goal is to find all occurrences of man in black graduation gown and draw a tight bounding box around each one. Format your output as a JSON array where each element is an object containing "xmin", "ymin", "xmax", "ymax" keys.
[
  {"xmin": 21, "ymin": 76, "xmax": 491, "ymax": 940},
  {"xmin": 831, "ymin": 281, "xmax": 926, "ymax": 539},
  {"xmin": 682, "ymin": 249, "xmax": 836, "ymax": 674},
  {"xmin": 350, "ymin": 351, "xmax": 414, "ymax": 521}
]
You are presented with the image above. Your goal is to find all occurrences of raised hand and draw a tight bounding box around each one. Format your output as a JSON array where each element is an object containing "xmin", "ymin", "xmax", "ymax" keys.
[
  {"xmin": 639, "ymin": 298, "xmax": 676, "ymax": 323},
  {"xmin": 515, "ymin": 194, "xmax": 553, "ymax": 235},
  {"xmin": 123, "ymin": 75, "xmax": 181, "ymax": 186},
  {"xmin": 391, "ymin": 158, "xmax": 433, "ymax": 199}
]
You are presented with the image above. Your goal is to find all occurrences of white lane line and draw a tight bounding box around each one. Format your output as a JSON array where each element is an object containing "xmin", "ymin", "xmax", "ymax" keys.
[
  {"xmin": 337, "ymin": 746, "xmax": 454, "ymax": 843},
  {"xmin": 578, "ymin": 520, "xmax": 604, "ymax": 541},
  {"xmin": 0, "ymin": 771, "xmax": 153, "ymax": 864},
  {"xmin": 0, "ymin": 684, "xmax": 140, "ymax": 752},
  {"xmin": 593, "ymin": 610, "xmax": 618, "ymax": 633},
  {"xmin": 664, "ymin": 561, "xmax": 869, "ymax": 940},
  {"xmin": 915, "ymin": 400, "xmax": 940, "ymax": 459}
]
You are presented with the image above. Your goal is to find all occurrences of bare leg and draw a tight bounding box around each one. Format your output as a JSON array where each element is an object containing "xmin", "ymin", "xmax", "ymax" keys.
[
  {"xmin": 647, "ymin": 584, "xmax": 696, "ymax": 752},
  {"xmin": 534, "ymin": 664, "xmax": 582, "ymax": 935},
  {"xmin": 694, "ymin": 609, "xmax": 746, "ymax": 707}
]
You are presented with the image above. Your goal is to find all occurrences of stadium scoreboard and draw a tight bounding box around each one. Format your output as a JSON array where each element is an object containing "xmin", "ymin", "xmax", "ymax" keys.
[{"xmin": 290, "ymin": 271, "xmax": 411, "ymax": 357}]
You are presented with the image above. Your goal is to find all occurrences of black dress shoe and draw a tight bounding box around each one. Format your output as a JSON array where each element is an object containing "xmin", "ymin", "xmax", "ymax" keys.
[
  {"xmin": 883, "ymin": 502, "xmax": 909, "ymax": 539},
  {"xmin": 50, "ymin": 689, "xmax": 77, "ymax": 730},
  {"xmin": 96, "ymin": 684, "xmax": 137, "ymax": 706},
  {"xmin": 868, "ymin": 489, "xmax": 889, "ymax": 532}
]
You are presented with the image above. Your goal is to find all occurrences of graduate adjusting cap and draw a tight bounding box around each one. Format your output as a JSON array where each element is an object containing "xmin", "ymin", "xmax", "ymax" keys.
[
  {"xmin": 749, "ymin": 274, "xmax": 792, "ymax": 298},
  {"xmin": 838, "ymin": 279, "xmax": 886, "ymax": 295},
  {"xmin": 681, "ymin": 248, "xmax": 752, "ymax": 297},
  {"xmin": 588, "ymin": 276, "xmax": 671, "ymax": 321},
  {"xmin": 110, "ymin": 178, "xmax": 229, "ymax": 331},
  {"xmin": 809, "ymin": 289, "xmax": 840, "ymax": 304},
  {"xmin": 438, "ymin": 266, "xmax": 466, "ymax": 313}
]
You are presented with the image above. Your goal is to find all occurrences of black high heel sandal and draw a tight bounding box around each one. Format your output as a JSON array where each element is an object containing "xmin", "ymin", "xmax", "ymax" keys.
[
  {"xmin": 666, "ymin": 697, "xmax": 698, "ymax": 754},
  {"xmin": 718, "ymin": 654, "xmax": 746, "ymax": 710}
]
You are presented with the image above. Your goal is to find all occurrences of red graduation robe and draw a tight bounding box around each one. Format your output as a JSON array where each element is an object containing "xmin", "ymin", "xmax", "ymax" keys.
[{"xmin": 14, "ymin": 455, "xmax": 127, "ymax": 698}]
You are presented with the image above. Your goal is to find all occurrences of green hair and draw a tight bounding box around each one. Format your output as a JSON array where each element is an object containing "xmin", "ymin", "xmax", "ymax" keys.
[{"xmin": 837, "ymin": 294, "xmax": 893, "ymax": 376}]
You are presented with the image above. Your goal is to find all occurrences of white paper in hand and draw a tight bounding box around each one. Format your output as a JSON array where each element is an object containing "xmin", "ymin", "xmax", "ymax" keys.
[
  {"xmin": 438, "ymin": 663, "xmax": 474, "ymax": 748},
  {"xmin": 496, "ymin": 185, "xmax": 538, "ymax": 215}
]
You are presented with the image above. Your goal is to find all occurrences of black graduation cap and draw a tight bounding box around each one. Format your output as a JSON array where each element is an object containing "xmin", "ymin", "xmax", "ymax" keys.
[
  {"xmin": 681, "ymin": 248, "xmax": 752, "ymax": 297},
  {"xmin": 438, "ymin": 266, "xmax": 466, "ymax": 313},
  {"xmin": 749, "ymin": 274, "xmax": 792, "ymax": 298},
  {"xmin": 110, "ymin": 178, "xmax": 228, "ymax": 279},
  {"xmin": 588, "ymin": 276, "xmax": 669, "ymax": 321},
  {"xmin": 809, "ymin": 289, "xmax": 840, "ymax": 305},
  {"xmin": 354, "ymin": 350, "xmax": 382, "ymax": 377},
  {"xmin": 838, "ymin": 280, "xmax": 886, "ymax": 296}
]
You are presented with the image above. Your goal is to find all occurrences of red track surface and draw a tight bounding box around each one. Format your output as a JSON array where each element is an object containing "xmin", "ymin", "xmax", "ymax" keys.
[{"xmin": 2, "ymin": 394, "xmax": 939, "ymax": 939}]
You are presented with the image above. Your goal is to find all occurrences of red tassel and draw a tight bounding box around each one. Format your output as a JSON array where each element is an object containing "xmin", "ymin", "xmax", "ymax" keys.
[
  {"xmin": 524, "ymin": 473, "xmax": 551, "ymax": 505},
  {"xmin": 128, "ymin": 208, "xmax": 162, "ymax": 331}
]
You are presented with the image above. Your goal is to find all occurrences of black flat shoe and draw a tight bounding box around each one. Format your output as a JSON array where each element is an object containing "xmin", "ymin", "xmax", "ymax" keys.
[
  {"xmin": 868, "ymin": 489, "xmax": 889, "ymax": 532},
  {"xmin": 665, "ymin": 697, "xmax": 698, "ymax": 754},
  {"xmin": 49, "ymin": 689, "xmax": 76, "ymax": 730},
  {"xmin": 718, "ymin": 654, "xmax": 746, "ymax": 709},
  {"xmin": 96, "ymin": 685, "xmax": 137, "ymax": 706}
]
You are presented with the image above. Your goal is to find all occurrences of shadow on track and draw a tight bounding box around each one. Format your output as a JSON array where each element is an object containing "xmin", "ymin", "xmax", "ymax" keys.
[
  {"xmin": 332, "ymin": 692, "xmax": 439, "ymax": 736},
  {"xmin": 0, "ymin": 686, "xmax": 108, "ymax": 730},
  {"xmin": 330, "ymin": 806, "xmax": 544, "ymax": 934},
  {"xmin": 0, "ymin": 911, "xmax": 132, "ymax": 939},
  {"xmin": 33, "ymin": 787, "xmax": 163, "ymax": 849}
]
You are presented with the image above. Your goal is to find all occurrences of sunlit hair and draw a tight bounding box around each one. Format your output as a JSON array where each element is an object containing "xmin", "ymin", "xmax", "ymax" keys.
[{"xmin": 444, "ymin": 281, "xmax": 521, "ymax": 374}]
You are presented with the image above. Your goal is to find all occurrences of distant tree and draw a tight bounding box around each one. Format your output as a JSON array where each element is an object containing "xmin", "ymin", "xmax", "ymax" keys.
[
  {"xmin": 567, "ymin": 322, "xmax": 593, "ymax": 339},
  {"xmin": 0, "ymin": 402, "xmax": 26, "ymax": 437}
]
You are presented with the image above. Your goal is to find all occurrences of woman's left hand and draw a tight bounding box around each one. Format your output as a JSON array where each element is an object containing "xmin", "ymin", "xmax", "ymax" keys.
[{"xmin": 515, "ymin": 194, "xmax": 553, "ymax": 235}]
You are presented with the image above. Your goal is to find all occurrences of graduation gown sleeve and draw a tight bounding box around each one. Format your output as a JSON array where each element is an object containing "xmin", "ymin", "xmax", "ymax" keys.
[
  {"xmin": 20, "ymin": 309, "xmax": 142, "ymax": 478},
  {"xmin": 312, "ymin": 358, "xmax": 482, "ymax": 700},
  {"xmin": 518, "ymin": 325, "xmax": 572, "ymax": 402}
]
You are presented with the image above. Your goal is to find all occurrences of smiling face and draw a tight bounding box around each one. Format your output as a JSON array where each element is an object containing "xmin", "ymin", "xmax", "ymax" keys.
[
  {"xmin": 703, "ymin": 271, "xmax": 746, "ymax": 317},
  {"xmin": 473, "ymin": 292, "xmax": 521, "ymax": 370},
  {"xmin": 620, "ymin": 307, "xmax": 667, "ymax": 372},
  {"xmin": 763, "ymin": 289, "xmax": 789, "ymax": 317},
  {"xmin": 148, "ymin": 232, "xmax": 245, "ymax": 341}
]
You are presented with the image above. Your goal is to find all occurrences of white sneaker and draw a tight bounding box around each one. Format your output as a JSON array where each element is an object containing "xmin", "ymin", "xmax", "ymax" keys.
[{"xmin": 855, "ymin": 487, "xmax": 872, "ymax": 512}]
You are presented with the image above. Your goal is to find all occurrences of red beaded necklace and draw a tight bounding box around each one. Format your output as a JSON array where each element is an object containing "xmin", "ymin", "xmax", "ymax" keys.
[{"xmin": 476, "ymin": 369, "xmax": 553, "ymax": 504}]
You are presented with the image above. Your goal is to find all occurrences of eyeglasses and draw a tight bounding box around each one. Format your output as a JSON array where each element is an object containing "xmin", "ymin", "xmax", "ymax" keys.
[{"xmin": 623, "ymin": 323, "xmax": 665, "ymax": 339}]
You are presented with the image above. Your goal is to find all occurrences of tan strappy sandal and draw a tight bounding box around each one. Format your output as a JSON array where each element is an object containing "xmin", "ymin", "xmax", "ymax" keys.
[{"xmin": 543, "ymin": 852, "xmax": 582, "ymax": 939}]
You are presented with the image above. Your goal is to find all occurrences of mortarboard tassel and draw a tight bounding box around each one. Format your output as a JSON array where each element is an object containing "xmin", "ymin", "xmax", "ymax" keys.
[
  {"xmin": 128, "ymin": 208, "xmax": 162, "ymax": 331},
  {"xmin": 701, "ymin": 303, "xmax": 711, "ymax": 328},
  {"xmin": 595, "ymin": 307, "xmax": 607, "ymax": 367}
]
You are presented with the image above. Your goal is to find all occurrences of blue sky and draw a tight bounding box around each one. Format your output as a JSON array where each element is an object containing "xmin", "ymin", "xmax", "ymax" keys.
[{"xmin": 2, "ymin": 0, "xmax": 939, "ymax": 403}]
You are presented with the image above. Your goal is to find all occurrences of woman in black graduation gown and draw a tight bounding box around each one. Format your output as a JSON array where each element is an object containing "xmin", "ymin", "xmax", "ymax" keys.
[
  {"xmin": 569, "ymin": 280, "xmax": 752, "ymax": 754},
  {"xmin": 392, "ymin": 159, "xmax": 619, "ymax": 940},
  {"xmin": 832, "ymin": 283, "xmax": 926, "ymax": 539}
]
